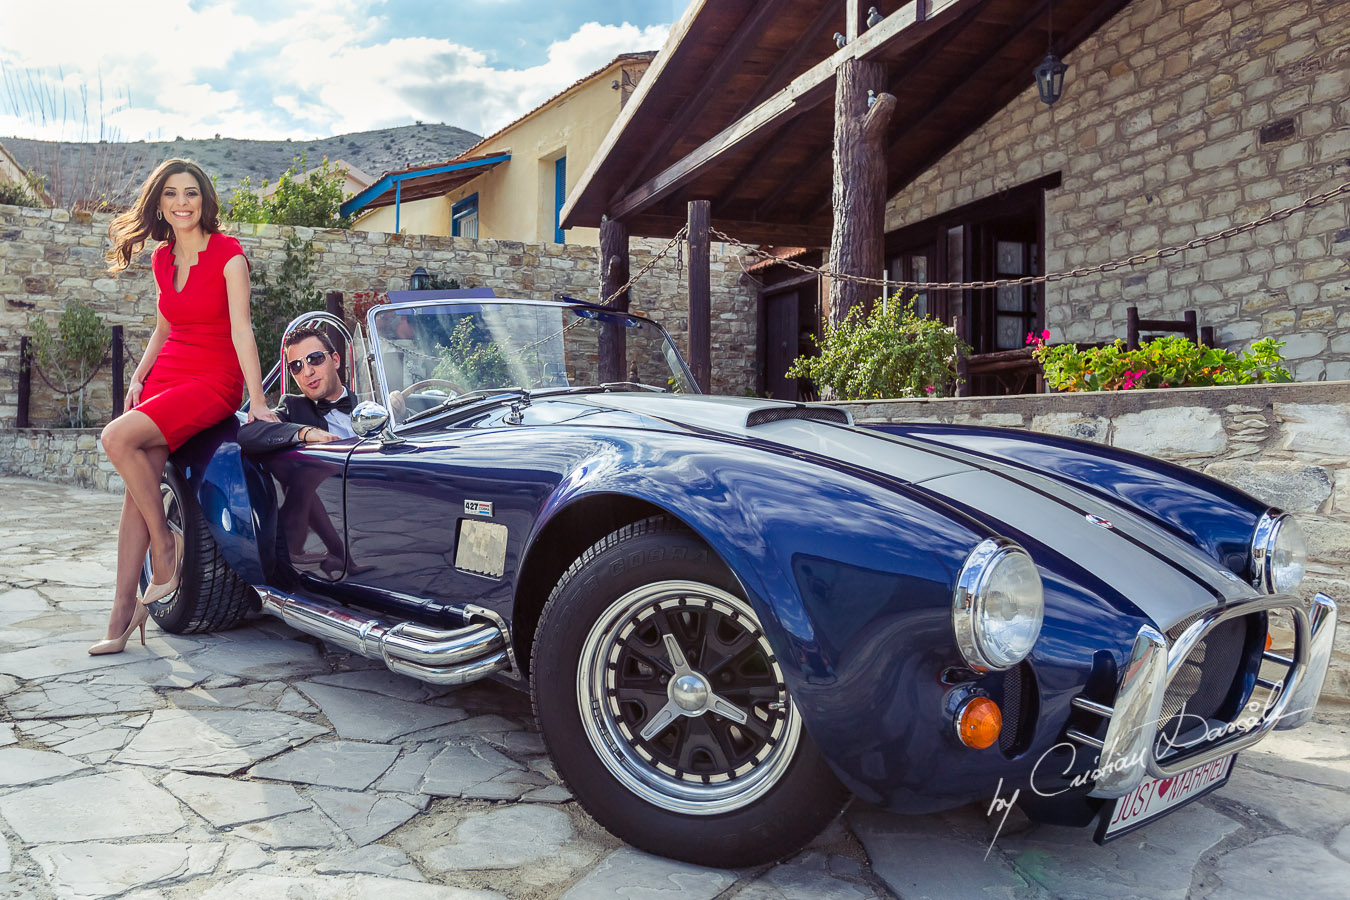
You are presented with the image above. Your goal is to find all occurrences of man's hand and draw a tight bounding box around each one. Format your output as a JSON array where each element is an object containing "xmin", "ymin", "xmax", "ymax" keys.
[
  {"xmin": 388, "ymin": 389, "xmax": 406, "ymax": 420},
  {"xmin": 300, "ymin": 427, "xmax": 340, "ymax": 444}
]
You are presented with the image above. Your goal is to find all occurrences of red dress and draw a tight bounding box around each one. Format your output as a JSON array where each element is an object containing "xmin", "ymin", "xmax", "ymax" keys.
[{"xmin": 137, "ymin": 232, "xmax": 248, "ymax": 450}]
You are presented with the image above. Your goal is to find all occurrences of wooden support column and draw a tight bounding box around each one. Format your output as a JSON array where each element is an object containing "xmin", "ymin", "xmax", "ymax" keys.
[
  {"xmin": 111, "ymin": 325, "xmax": 124, "ymax": 418},
  {"xmin": 687, "ymin": 200, "xmax": 711, "ymax": 393},
  {"xmin": 17, "ymin": 336, "xmax": 31, "ymax": 428},
  {"xmin": 828, "ymin": 58, "xmax": 895, "ymax": 327},
  {"xmin": 598, "ymin": 217, "xmax": 630, "ymax": 383},
  {"xmin": 325, "ymin": 291, "xmax": 347, "ymax": 382}
]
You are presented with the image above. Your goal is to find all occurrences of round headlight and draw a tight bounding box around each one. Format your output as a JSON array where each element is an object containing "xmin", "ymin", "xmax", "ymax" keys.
[
  {"xmin": 953, "ymin": 539, "xmax": 1044, "ymax": 672},
  {"xmin": 1252, "ymin": 511, "xmax": 1307, "ymax": 595}
]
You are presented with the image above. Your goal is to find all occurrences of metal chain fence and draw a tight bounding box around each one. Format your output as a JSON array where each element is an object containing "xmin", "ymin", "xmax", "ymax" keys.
[{"xmin": 703, "ymin": 179, "xmax": 1350, "ymax": 292}]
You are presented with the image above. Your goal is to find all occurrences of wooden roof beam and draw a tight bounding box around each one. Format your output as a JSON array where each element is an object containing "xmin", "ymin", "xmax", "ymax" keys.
[
  {"xmin": 610, "ymin": 0, "xmax": 792, "ymax": 203},
  {"xmin": 710, "ymin": 114, "xmax": 815, "ymax": 220},
  {"xmin": 557, "ymin": 0, "xmax": 709, "ymax": 228},
  {"xmin": 731, "ymin": 1, "xmax": 842, "ymax": 120},
  {"xmin": 599, "ymin": 0, "xmax": 979, "ymax": 224},
  {"xmin": 757, "ymin": 1, "xmax": 991, "ymax": 222},
  {"xmin": 882, "ymin": 0, "xmax": 1053, "ymax": 196},
  {"xmin": 631, "ymin": 213, "xmax": 829, "ymax": 248}
]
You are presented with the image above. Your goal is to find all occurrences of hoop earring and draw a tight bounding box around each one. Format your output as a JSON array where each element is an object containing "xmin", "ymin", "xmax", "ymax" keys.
[{"xmin": 156, "ymin": 210, "xmax": 163, "ymax": 221}]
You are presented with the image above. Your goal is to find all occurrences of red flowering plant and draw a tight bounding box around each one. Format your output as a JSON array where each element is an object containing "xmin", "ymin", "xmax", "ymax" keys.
[
  {"xmin": 1028, "ymin": 332, "xmax": 1291, "ymax": 392},
  {"xmin": 351, "ymin": 291, "xmax": 389, "ymax": 325}
]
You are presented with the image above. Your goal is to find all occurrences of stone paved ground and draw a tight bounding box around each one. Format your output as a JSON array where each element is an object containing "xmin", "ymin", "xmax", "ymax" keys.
[{"xmin": 1, "ymin": 475, "xmax": 1348, "ymax": 900}]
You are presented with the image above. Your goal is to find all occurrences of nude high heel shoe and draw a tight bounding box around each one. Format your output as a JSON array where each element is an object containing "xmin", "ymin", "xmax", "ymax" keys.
[
  {"xmin": 88, "ymin": 604, "xmax": 150, "ymax": 656},
  {"xmin": 141, "ymin": 531, "xmax": 183, "ymax": 606}
]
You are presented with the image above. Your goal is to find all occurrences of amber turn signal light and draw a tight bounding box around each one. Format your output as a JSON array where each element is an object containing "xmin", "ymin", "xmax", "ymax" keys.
[
  {"xmin": 1265, "ymin": 631, "xmax": 1273, "ymax": 652},
  {"xmin": 955, "ymin": 696, "xmax": 1003, "ymax": 749}
]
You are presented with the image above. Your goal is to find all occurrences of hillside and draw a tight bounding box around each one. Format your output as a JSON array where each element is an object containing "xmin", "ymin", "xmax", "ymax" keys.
[{"xmin": 1, "ymin": 123, "xmax": 481, "ymax": 209}]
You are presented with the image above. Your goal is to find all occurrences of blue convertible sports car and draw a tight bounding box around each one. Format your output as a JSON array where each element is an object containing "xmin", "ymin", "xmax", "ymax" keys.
[{"xmin": 152, "ymin": 296, "xmax": 1338, "ymax": 867}]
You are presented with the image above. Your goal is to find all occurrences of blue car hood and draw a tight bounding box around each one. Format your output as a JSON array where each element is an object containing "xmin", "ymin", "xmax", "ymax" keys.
[{"xmin": 563, "ymin": 393, "xmax": 1257, "ymax": 630}]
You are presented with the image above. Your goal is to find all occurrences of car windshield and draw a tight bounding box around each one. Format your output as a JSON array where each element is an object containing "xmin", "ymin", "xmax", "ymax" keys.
[{"xmin": 364, "ymin": 301, "xmax": 695, "ymax": 420}]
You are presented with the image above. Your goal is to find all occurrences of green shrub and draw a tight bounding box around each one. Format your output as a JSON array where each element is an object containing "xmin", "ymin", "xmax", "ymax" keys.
[
  {"xmin": 0, "ymin": 170, "xmax": 46, "ymax": 208},
  {"xmin": 250, "ymin": 233, "xmax": 324, "ymax": 370},
  {"xmin": 1031, "ymin": 334, "xmax": 1292, "ymax": 391},
  {"xmin": 787, "ymin": 295, "xmax": 969, "ymax": 400},
  {"xmin": 225, "ymin": 153, "xmax": 352, "ymax": 229},
  {"xmin": 29, "ymin": 301, "xmax": 109, "ymax": 426}
]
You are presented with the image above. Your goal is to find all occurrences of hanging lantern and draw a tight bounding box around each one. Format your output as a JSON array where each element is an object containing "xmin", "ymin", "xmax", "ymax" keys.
[
  {"xmin": 410, "ymin": 266, "xmax": 430, "ymax": 291},
  {"xmin": 1035, "ymin": 51, "xmax": 1067, "ymax": 106}
]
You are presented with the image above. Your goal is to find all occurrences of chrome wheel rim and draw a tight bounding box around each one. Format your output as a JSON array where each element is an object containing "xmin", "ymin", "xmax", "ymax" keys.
[
  {"xmin": 141, "ymin": 477, "xmax": 184, "ymax": 606},
  {"xmin": 577, "ymin": 580, "xmax": 799, "ymax": 815}
]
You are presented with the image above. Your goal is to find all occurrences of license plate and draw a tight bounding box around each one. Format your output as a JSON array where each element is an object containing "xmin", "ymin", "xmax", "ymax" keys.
[{"xmin": 1095, "ymin": 754, "xmax": 1235, "ymax": 843}]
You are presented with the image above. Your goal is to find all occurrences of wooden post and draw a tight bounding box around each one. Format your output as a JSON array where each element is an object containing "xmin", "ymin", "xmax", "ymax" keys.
[
  {"xmin": 828, "ymin": 58, "xmax": 896, "ymax": 327},
  {"xmin": 325, "ymin": 291, "xmax": 347, "ymax": 377},
  {"xmin": 687, "ymin": 200, "xmax": 711, "ymax": 392},
  {"xmin": 598, "ymin": 218, "xmax": 630, "ymax": 383},
  {"xmin": 17, "ymin": 336, "xmax": 31, "ymax": 428},
  {"xmin": 111, "ymin": 325, "xmax": 124, "ymax": 419},
  {"xmin": 954, "ymin": 314, "xmax": 971, "ymax": 397}
]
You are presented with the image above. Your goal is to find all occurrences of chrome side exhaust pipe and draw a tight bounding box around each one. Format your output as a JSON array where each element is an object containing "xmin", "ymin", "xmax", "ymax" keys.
[{"xmin": 256, "ymin": 587, "xmax": 512, "ymax": 686}]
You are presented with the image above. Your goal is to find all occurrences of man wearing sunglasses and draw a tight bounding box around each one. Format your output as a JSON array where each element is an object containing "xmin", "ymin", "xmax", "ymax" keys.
[{"xmin": 237, "ymin": 326, "xmax": 355, "ymax": 453}]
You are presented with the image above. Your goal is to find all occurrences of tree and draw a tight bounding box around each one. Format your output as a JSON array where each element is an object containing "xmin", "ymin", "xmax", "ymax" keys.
[
  {"xmin": 249, "ymin": 233, "xmax": 324, "ymax": 369},
  {"xmin": 29, "ymin": 301, "xmax": 109, "ymax": 426},
  {"xmin": 224, "ymin": 153, "xmax": 352, "ymax": 229}
]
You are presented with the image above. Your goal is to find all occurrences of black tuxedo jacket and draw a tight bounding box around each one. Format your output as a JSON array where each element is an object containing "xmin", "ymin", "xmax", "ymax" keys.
[{"xmin": 237, "ymin": 394, "xmax": 330, "ymax": 455}]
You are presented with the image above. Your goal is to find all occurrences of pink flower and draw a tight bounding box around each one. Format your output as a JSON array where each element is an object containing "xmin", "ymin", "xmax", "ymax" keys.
[
  {"xmin": 925, "ymin": 385, "xmax": 936, "ymax": 395},
  {"xmin": 1041, "ymin": 329, "xmax": 1050, "ymax": 341},
  {"xmin": 1026, "ymin": 332, "xmax": 1036, "ymax": 345}
]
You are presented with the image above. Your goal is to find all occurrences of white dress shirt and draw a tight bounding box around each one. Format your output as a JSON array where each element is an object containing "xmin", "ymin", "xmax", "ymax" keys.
[{"xmin": 322, "ymin": 389, "xmax": 356, "ymax": 438}]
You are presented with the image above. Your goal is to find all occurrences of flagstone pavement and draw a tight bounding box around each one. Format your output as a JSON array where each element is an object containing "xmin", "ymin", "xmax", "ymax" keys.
[{"xmin": 1, "ymin": 475, "xmax": 1347, "ymax": 900}]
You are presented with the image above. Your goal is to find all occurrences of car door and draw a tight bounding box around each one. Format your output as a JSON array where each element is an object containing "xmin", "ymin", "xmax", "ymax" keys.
[{"xmin": 338, "ymin": 423, "xmax": 578, "ymax": 621}]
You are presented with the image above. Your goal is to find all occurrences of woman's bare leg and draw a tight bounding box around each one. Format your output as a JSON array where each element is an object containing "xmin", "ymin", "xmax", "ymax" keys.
[{"xmin": 101, "ymin": 411, "xmax": 175, "ymax": 587}]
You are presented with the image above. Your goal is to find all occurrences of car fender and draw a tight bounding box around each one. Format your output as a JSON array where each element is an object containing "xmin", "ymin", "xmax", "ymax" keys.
[
  {"xmin": 171, "ymin": 414, "xmax": 279, "ymax": 584},
  {"xmin": 521, "ymin": 431, "xmax": 986, "ymax": 683}
]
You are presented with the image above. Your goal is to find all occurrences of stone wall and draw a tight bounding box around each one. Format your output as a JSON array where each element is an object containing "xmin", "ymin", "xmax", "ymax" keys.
[
  {"xmin": 885, "ymin": 0, "xmax": 1350, "ymax": 381},
  {"xmin": 839, "ymin": 380, "xmax": 1350, "ymax": 702},
  {"xmin": 0, "ymin": 428, "xmax": 118, "ymax": 493},
  {"xmin": 0, "ymin": 204, "xmax": 758, "ymax": 428}
]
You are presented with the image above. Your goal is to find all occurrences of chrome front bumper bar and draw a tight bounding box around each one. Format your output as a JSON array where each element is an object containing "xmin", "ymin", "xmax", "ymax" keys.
[
  {"xmin": 1073, "ymin": 592, "xmax": 1338, "ymax": 799},
  {"xmin": 257, "ymin": 587, "xmax": 515, "ymax": 685}
]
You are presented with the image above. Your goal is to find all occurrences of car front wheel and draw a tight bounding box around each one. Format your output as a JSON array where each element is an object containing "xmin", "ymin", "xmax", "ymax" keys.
[{"xmin": 531, "ymin": 516, "xmax": 848, "ymax": 868}]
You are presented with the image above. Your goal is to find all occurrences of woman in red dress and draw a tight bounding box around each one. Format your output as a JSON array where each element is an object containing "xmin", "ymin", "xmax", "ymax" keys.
[{"xmin": 91, "ymin": 159, "xmax": 279, "ymax": 655}]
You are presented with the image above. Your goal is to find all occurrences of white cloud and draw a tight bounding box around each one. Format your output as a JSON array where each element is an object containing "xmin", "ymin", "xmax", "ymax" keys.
[{"xmin": 0, "ymin": 0, "xmax": 670, "ymax": 142}]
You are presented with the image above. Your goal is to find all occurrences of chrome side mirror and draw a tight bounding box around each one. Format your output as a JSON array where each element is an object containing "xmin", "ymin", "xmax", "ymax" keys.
[{"xmin": 351, "ymin": 401, "xmax": 389, "ymax": 438}]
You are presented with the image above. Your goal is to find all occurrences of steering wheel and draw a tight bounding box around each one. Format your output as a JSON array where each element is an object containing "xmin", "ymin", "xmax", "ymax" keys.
[{"xmin": 402, "ymin": 378, "xmax": 465, "ymax": 398}]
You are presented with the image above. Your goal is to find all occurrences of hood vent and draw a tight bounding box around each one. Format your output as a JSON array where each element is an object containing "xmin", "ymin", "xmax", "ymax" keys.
[{"xmin": 746, "ymin": 405, "xmax": 850, "ymax": 428}]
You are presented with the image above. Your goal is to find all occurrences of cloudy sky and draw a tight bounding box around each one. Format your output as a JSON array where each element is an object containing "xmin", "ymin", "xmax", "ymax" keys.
[{"xmin": 0, "ymin": 0, "xmax": 689, "ymax": 142}]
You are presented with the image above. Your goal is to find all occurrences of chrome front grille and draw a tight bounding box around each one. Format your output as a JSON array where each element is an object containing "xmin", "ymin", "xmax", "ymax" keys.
[
  {"xmin": 1156, "ymin": 615, "xmax": 1249, "ymax": 742},
  {"xmin": 1068, "ymin": 593, "xmax": 1338, "ymax": 800}
]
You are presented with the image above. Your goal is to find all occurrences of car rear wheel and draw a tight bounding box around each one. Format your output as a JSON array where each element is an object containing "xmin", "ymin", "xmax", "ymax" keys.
[
  {"xmin": 142, "ymin": 463, "xmax": 256, "ymax": 634},
  {"xmin": 531, "ymin": 516, "xmax": 848, "ymax": 867}
]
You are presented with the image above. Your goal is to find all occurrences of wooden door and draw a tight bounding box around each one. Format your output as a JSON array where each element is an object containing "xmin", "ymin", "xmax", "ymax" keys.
[{"xmin": 765, "ymin": 288, "xmax": 800, "ymax": 401}]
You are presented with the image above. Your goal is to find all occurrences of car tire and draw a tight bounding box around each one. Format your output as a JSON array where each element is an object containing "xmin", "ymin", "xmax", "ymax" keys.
[
  {"xmin": 531, "ymin": 515, "xmax": 849, "ymax": 868},
  {"xmin": 142, "ymin": 463, "xmax": 257, "ymax": 634}
]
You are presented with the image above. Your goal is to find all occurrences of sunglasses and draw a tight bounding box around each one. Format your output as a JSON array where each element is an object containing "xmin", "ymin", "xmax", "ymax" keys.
[{"xmin": 287, "ymin": 350, "xmax": 332, "ymax": 374}]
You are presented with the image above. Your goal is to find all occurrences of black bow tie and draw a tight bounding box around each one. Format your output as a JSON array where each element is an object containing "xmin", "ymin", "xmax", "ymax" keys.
[{"xmin": 316, "ymin": 394, "xmax": 353, "ymax": 415}]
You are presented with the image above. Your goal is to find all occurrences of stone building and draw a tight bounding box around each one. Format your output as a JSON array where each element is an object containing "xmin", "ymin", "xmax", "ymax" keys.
[
  {"xmin": 0, "ymin": 205, "xmax": 757, "ymax": 429},
  {"xmin": 884, "ymin": 0, "xmax": 1350, "ymax": 381}
]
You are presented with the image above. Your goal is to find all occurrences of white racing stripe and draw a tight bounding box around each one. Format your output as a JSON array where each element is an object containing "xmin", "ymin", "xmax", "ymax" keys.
[{"xmin": 572, "ymin": 394, "xmax": 1250, "ymax": 628}]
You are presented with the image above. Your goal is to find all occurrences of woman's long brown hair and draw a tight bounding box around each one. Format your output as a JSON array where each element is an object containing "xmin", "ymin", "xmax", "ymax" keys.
[{"xmin": 105, "ymin": 159, "xmax": 221, "ymax": 272}]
